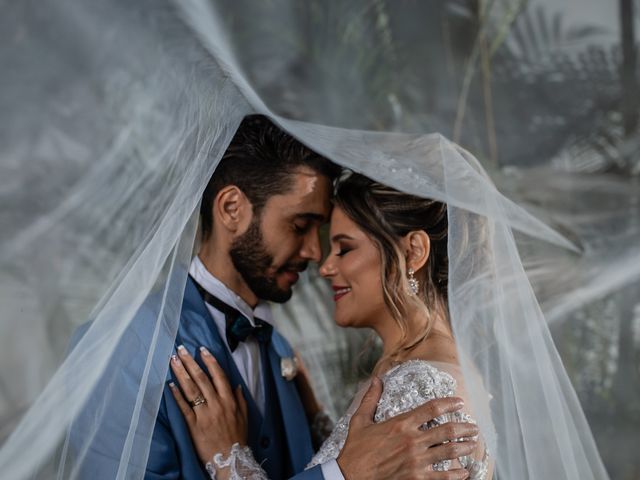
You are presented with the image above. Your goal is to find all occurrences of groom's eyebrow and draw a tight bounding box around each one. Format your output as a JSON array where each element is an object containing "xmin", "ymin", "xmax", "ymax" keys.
[{"xmin": 295, "ymin": 212, "xmax": 327, "ymax": 223}]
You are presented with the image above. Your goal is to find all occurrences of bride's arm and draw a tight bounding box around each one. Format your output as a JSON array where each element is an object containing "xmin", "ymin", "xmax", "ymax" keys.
[
  {"xmin": 436, "ymin": 365, "xmax": 494, "ymax": 480},
  {"xmin": 170, "ymin": 345, "xmax": 267, "ymax": 480}
]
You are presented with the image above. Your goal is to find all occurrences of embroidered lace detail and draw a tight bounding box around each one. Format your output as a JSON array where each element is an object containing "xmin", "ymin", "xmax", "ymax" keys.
[
  {"xmin": 304, "ymin": 410, "xmax": 350, "ymax": 470},
  {"xmin": 306, "ymin": 360, "xmax": 490, "ymax": 479},
  {"xmin": 201, "ymin": 412, "xmax": 334, "ymax": 479},
  {"xmin": 205, "ymin": 443, "xmax": 268, "ymax": 480}
]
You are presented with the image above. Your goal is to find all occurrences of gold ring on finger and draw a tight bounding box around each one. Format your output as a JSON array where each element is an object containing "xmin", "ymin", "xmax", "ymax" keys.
[{"xmin": 189, "ymin": 394, "xmax": 207, "ymax": 408}]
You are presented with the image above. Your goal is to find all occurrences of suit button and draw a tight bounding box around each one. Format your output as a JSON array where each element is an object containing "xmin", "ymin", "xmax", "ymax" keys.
[{"xmin": 260, "ymin": 436, "xmax": 270, "ymax": 449}]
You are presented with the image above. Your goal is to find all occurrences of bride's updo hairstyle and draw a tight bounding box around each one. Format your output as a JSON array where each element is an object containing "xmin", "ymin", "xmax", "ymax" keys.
[{"xmin": 334, "ymin": 172, "xmax": 449, "ymax": 355}]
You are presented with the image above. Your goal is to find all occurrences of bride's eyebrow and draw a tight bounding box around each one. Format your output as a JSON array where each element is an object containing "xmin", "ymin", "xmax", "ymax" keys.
[{"xmin": 330, "ymin": 233, "xmax": 355, "ymax": 243}]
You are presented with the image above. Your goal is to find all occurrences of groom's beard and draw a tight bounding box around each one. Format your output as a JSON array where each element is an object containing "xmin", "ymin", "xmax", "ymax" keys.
[{"xmin": 230, "ymin": 218, "xmax": 306, "ymax": 303}]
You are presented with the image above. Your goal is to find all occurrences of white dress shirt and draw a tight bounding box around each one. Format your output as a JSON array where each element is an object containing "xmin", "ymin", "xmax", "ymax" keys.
[
  {"xmin": 188, "ymin": 256, "xmax": 344, "ymax": 480},
  {"xmin": 189, "ymin": 256, "xmax": 269, "ymax": 414}
]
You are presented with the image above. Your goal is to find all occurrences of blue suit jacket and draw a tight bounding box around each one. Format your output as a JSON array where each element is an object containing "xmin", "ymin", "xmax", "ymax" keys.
[
  {"xmin": 69, "ymin": 277, "xmax": 324, "ymax": 480},
  {"xmin": 146, "ymin": 277, "xmax": 324, "ymax": 480}
]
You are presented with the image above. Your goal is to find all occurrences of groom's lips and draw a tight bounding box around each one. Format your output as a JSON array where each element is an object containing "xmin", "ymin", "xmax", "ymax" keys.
[
  {"xmin": 281, "ymin": 270, "xmax": 300, "ymax": 284},
  {"xmin": 332, "ymin": 285, "xmax": 351, "ymax": 302},
  {"xmin": 279, "ymin": 263, "xmax": 307, "ymax": 285}
]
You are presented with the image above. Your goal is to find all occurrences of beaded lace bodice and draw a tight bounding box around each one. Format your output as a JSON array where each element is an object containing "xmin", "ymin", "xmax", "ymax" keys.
[
  {"xmin": 205, "ymin": 360, "xmax": 490, "ymax": 479},
  {"xmin": 306, "ymin": 360, "xmax": 489, "ymax": 478}
]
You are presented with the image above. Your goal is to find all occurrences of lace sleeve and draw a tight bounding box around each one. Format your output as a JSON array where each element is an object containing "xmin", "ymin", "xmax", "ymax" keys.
[{"xmin": 205, "ymin": 443, "xmax": 269, "ymax": 480}]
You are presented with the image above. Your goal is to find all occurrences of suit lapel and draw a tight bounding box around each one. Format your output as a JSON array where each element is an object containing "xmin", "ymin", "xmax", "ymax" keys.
[
  {"xmin": 182, "ymin": 278, "xmax": 313, "ymax": 471},
  {"xmin": 181, "ymin": 277, "xmax": 263, "ymax": 425},
  {"xmin": 267, "ymin": 338, "xmax": 315, "ymax": 473}
]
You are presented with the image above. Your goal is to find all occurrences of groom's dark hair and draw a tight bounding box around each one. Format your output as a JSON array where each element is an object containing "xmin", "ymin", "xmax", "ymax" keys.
[{"xmin": 200, "ymin": 114, "xmax": 340, "ymax": 239}]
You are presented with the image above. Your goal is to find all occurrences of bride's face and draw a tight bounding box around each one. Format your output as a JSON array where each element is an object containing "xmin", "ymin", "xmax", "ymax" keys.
[{"xmin": 319, "ymin": 206, "xmax": 388, "ymax": 330}]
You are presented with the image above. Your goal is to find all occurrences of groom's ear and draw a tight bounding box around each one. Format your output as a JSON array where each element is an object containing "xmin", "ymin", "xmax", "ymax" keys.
[
  {"xmin": 213, "ymin": 185, "xmax": 253, "ymax": 234},
  {"xmin": 403, "ymin": 230, "xmax": 430, "ymax": 272}
]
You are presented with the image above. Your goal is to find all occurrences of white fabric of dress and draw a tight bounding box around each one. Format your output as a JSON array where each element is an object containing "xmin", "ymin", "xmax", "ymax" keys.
[
  {"xmin": 205, "ymin": 360, "xmax": 491, "ymax": 479},
  {"xmin": 189, "ymin": 256, "xmax": 268, "ymax": 414}
]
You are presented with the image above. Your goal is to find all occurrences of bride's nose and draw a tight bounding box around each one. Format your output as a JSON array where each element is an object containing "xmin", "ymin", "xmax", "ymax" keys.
[{"xmin": 319, "ymin": 258, "xmax": 336, "ymax": 277}]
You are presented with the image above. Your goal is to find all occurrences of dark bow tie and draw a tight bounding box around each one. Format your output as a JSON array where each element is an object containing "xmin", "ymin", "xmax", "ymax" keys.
[{"xmin": 191, "ymin": 276, "xmax": 273, "ymax": 352}]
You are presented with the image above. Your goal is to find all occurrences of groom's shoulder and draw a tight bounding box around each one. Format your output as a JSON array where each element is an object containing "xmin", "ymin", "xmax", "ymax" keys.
[
  {"xmin": 67, "ymin": 304, "xmax": 155, "ymax": 354},
  {"xmin": 126, "ymin": 278, "xmax": 210, "ymax": 332},
  {"xmin": 69, "ymin": 281, "xmax": 197, "ymax": 351}
]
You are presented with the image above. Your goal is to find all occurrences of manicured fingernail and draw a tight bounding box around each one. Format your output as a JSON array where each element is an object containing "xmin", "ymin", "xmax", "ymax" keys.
[
  {"xmin": 177, "ymin": 345, "xmax": 187, "ymax": 355},
  {"xmin": 199, "ymin": 346, "xmax": 210, "ymax": 356},
  {"xmin": 171, "ymin": 354, "xmax": 180, "ymax": 364},
  {"xmin": 169, "ymin": 382, "xmax": 176, "ymax": 389}
]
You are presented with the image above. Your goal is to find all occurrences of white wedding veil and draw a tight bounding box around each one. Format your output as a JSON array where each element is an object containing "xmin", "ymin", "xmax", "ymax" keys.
[{"xmin": 1, "ymin": 0, "xmax": 633, "ymax": 478}]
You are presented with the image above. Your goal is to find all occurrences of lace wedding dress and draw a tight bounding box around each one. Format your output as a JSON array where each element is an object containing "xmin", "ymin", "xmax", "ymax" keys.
[{"xmin": 206, "ymin": 360, "xmax": 491, "ymax": 479}]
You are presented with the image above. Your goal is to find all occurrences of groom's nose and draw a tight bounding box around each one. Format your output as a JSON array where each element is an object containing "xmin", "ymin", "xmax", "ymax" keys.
[{"xmin": 299, "ymin": 230, "xmax": 322, "ymax": 263}]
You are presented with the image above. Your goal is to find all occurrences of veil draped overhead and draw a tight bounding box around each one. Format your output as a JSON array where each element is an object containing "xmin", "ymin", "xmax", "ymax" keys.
[{"xmin": 1, "ymin": 0, "xmax": 634, "ymax": 478}]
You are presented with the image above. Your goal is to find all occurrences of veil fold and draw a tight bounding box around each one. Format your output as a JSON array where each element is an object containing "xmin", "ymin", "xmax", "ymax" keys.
[{"xmin": 0, "ymin": 0, "xmax": 624, "ymax": 478}]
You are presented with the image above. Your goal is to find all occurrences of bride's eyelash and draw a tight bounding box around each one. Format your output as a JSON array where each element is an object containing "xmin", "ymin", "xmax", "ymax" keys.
[{"xmin": 336, "ymin": 247, "xmax": 352, "ymax": 257}]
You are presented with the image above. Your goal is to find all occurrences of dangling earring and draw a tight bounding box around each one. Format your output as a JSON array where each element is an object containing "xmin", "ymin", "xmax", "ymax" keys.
[{"xmin": 407, "ymin": 268, "xmax": 419, "ymax": 296}]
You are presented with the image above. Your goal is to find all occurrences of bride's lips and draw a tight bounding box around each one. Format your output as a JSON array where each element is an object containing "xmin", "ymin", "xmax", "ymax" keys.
[{"xmin": 332, "ymin": 285, "xmax": 351, "ymax": 302}]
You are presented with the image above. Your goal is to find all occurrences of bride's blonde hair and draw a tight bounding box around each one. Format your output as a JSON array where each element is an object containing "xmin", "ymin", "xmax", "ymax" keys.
[{"xmin": 334, "ymin": 173, "xmax": 449, "ymax": 365}]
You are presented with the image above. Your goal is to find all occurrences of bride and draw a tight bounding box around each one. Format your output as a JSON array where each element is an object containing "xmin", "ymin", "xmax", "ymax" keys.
[{"xmin": 170, "ymin": 172, "xmax": 493, "ymax": 479}]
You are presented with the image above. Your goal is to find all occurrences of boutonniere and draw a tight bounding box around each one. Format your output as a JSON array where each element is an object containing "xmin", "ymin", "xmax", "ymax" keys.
[{"xmin": 280, "ymin": 356, "xmax": 299, "ymax": 381}]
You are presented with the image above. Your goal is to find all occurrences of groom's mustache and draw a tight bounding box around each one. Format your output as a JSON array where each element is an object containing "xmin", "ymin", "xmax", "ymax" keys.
[{"xmin": 278, "ymin": 261, "xmax": 308, "ymax": 274}]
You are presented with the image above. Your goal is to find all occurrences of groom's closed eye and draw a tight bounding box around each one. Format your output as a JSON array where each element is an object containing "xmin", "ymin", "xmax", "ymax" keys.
[
  {"xmin": 292, "ymin": 213, "xmax": 326, "ymax": 235},
  {"xmin": 293, "ymin": 221, "xmax": 311, "ymax": 234}
]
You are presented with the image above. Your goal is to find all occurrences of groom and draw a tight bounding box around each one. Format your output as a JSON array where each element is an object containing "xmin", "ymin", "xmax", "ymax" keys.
[{"xmin": 146, "ymin": 115, "xmax": 475, "ymax": 479}]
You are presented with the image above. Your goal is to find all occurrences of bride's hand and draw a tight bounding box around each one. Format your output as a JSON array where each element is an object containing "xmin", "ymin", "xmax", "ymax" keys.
[{"xmin": 169, "ymin": 345, "xmax": 248, "ymax": 465}]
